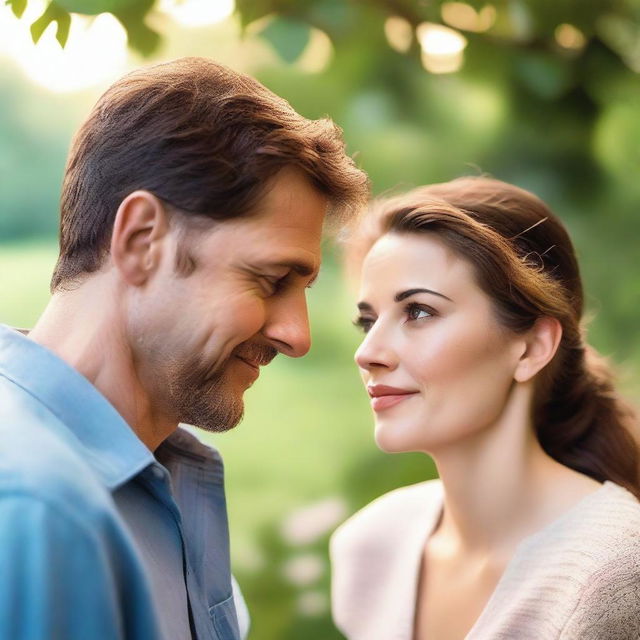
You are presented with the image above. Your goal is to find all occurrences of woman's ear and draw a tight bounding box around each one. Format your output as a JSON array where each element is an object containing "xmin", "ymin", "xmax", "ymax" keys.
[{"xmin": 514, "ymin": 317, "xmax": 563, "ymax": 383}]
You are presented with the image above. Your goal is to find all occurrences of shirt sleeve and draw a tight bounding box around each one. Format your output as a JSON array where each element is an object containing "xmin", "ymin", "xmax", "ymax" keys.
[{"xmin": 0, "ymin": 492, "xmax": 134, "ymax": 640}]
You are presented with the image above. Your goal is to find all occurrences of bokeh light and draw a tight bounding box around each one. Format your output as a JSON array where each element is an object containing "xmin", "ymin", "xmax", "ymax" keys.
[
  {"xmin": 555, "ymin": 23, "xmax": 586, "ymax": 50},
  {"xmin": 417, "ymin": 22, "xmax": 467, "ymax": 74},
  {"xmin": 441, "ymin": 2, "xmax": 496, "ymax": 33},
  {"xmin": 297, "ymin": 27, "xmax": 333, "ymax": 74},
  {"xmin": 384, "ymin": 16, "xmax": 413, "ymax": 53}
]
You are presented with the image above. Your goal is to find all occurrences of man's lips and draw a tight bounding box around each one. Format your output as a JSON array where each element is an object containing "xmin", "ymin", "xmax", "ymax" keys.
[
  {"xmin": 234, "ymin": 345, "xmax": 278, "ymax": 371},
  {"xmin": 236, "ymin": 356, "xmax": 260, "ymax": 371},
  {"xmin": 234, "ymin": 347, "xmax": 278, "ymax": 382},
  {"xmin": 367, "ymin": 385, "xmax": 419, "ymax": 411}
]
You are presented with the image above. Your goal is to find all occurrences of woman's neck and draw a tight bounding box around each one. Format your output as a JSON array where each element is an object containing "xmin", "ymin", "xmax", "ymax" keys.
[{"xmin": 429, "ymin": 385, "xmax": 601, "ymax": 556}]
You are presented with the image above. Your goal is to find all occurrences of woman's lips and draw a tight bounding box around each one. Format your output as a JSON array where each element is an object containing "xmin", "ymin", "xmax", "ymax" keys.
[
  {"xmin": 371, "ymin": 394, "xmax": 418, "ymax": 411},
  {"xmin": 368, "ymin": 385, "xmax": 419, "ymax": 412}
]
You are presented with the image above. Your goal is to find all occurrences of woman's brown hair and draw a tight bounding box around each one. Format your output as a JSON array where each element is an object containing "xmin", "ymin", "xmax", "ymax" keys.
[{"xmin": 354, "ymin": 177, "xmax": 640, "ymax": 498}]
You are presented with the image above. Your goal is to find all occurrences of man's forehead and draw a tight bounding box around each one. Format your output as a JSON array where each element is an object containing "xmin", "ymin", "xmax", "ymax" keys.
[{"xmin": 243, "ymin": 168, "xmax": 328, "ymax": 229}]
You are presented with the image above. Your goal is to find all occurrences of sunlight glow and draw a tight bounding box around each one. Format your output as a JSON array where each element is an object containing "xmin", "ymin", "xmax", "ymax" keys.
[
  {"xmin": 159, "ymin": 0, "xmax": 234, "ymax": 27},
  {"xmin": 0, "ymin": 1, "xmax": 127, "ymax": 93},
  {"xmin": 417, "ymin": 22, "xmax": 467, "ymax": 74}
]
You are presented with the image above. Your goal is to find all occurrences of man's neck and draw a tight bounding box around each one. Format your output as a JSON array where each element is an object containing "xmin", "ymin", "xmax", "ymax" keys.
[{"xmin": 30, "ymin": 282, "xmax": 176, "ymax": 451}]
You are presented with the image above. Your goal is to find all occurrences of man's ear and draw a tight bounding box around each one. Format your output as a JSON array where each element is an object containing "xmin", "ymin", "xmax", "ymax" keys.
[
  {"xmin": 513, "ymin": 317, "xmax": 563, "ymax": 383},
  {"xmin": 110, "ymin": 191, "xmax": 170, "ymax": 286}
]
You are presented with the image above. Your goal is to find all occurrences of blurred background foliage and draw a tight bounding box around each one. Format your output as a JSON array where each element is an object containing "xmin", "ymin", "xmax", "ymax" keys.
[{"xmin": 1, "ymin": 0, "xmax": 639, "ymax": 638}]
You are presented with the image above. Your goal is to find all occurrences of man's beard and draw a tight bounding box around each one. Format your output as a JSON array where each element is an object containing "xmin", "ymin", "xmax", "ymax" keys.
[{"xmin": 168, "ymin": 342, "xmax": 277, "ymax": 433}]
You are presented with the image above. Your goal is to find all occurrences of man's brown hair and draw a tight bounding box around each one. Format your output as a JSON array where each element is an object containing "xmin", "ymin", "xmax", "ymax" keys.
[{"xmin": 52, "ymin": 57, "xmax": 369, "ymax": 290}]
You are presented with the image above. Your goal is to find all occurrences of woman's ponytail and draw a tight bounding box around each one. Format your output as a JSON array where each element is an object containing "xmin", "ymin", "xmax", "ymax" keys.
[{"xmin": 537, "ymin": 341, "xmax": 640, "ymax": 498}]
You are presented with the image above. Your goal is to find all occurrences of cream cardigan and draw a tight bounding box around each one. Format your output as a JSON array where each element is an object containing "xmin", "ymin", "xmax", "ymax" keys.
[{"xmin": 331, "ymin": 480, "xmax": 640, "ymax": 639}]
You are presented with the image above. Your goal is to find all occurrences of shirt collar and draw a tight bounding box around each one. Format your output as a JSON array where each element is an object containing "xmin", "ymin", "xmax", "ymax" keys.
[{"xmin": 0, "ymin": 324, "xmax": 154, "ymax": 491}]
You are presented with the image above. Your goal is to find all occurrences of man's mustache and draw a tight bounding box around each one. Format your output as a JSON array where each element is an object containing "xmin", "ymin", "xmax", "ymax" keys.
[{"xmin": 233, "ymin": 342, "xmax": 278, "ymax": 367}]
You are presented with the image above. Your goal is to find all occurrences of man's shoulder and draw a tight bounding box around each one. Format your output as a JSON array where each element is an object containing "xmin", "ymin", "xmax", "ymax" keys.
[{"xmin": 0, "ymin": 376, "xmax": 112, "ymax": 517}]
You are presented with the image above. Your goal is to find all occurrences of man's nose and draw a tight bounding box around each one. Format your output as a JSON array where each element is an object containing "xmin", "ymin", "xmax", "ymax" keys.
[
  {"xmin": 354, "ymin": 322, "xmax": 397, "ymax": 372},
  {"xmin": 263, "ymin": 294, "xmax": 311, "ymax": 358}
]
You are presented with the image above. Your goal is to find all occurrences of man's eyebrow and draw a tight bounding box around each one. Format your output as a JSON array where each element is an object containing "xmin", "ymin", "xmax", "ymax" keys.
[
  {"xmin": 275, "ymin": 261, "xmax": 319, "ymax": 285},
  {"xmin": 357, "ymin": 302, "xmax": 373, "ymax": 312},
  {"xmin": 394, "ymin": 288, "xmax": 453, "ymax": 303}
]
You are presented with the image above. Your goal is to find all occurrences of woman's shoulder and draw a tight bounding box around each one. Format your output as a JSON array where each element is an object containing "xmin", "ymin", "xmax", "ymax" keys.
[
  {"xmin": 474, "ymin": 482, "xmax": 640, "ymax": 638},
  {"xmin": 506, "ymin": 481, "xmax": 640, "ymax": 581},
  {"xmin": 330, "ymin": 479, "xmax": 442, "ymax": 640},
  {"xmin": 458, "ymin": 482, "xmax": 640, "ymax": 639},
  {"xmin": 538, "ymin": 481, "xmax": 640, "ymax": 556},
  {"xmin": 562, "ymin": 481, "xmax": 640, "ymax": 581},
  {"xmin": 330, "ymin": 478, "xmax": 443, "ymax": 558}
]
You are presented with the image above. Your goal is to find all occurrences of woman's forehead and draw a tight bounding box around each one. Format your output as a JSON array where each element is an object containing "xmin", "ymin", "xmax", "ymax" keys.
[{"xmin": 362, "ymin": 232, "xmax": 468, "ymax": 280}]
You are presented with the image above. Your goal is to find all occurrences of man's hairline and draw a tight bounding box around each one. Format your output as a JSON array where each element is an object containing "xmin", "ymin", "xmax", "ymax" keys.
[{"xmin": 52, "ymin": 167, "xmax": 350, "ymax": 291}]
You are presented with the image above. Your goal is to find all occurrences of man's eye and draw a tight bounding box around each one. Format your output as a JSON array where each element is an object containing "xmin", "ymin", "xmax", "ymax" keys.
[
  {"xmin": 353, "ymin": 316, "xmax": 375, "ymax": 333},
  {"xmin": 261, "ymin": 274, "xmax": 288, "ymax": 295}
]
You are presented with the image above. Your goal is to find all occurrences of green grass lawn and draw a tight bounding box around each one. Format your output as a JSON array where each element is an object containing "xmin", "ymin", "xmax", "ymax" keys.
[{"xmin": 0, "ymin": 240, "xmax": 59, "ymax": 327}]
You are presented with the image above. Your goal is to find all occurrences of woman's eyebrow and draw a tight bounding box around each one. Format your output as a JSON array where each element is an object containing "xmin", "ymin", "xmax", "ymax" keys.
[
  {"xmin": 357, "ymin": 288, "xmax": 452, "ymax": 310},
  {"xmin": 395, "ymin": 288, "xmax": 453, "ymax": 303}
]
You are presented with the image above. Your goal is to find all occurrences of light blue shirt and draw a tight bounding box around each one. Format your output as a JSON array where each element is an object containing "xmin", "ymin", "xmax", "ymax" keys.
[{"xmin": 0, "ymin": 324, "xmax": 248, "ymax": 640}]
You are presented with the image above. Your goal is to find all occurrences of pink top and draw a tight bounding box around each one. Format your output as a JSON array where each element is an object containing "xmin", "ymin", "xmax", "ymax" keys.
[{"xmin": 330, "ymin": 479, "xmax": 640, "ymax": 639}]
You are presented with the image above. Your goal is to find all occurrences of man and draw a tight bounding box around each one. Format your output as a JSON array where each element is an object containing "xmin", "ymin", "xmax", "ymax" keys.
[{"xmin": 0, "ymin": 57, "xmax": 368, "ymax": 640}]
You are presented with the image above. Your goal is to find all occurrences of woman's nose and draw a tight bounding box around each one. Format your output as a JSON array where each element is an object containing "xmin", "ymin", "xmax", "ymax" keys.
[{"xmin": 354, "ymin": 324, "xmax": 398, "ymax": 372}]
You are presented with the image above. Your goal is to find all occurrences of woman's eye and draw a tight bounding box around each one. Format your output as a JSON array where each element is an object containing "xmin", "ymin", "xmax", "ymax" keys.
[
  {"xmin": 406, "ymin": 303, "xmax": 433, "ymax": 322},
  {"xmin": 353, "ymin": 316, "xmax": 375, "ymax": 333}
]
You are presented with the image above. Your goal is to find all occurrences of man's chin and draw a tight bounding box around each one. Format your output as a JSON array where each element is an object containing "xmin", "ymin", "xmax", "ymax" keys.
[
  {"xmin": 182, "ymin": 397, "xmax": 245, "ymax": 434},
  {"xmin": 170, "ymin": 357, "xmax": 250, "ymax": 433}
]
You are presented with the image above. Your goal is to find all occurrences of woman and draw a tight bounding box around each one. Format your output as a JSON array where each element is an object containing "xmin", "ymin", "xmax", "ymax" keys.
[{"xmin": 331, "ymin": 177, "xmax": 640, "ymax": 640}]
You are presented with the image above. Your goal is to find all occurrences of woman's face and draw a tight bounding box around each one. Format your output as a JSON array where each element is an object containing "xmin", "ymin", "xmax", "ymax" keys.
[{"xmin": 354, "ymin": 232, "xmax": 525, "ymax": 454}]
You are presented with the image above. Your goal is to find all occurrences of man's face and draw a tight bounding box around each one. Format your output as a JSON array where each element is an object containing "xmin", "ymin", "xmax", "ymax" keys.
[{"xmin": 130, "ymin": 168, "xmax": 326, "ymax": 433}]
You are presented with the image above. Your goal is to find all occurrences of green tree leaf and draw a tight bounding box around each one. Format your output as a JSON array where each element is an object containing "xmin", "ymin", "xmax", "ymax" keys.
[
  {"xmin": 55, "ymin": 0, "xmax": 138, "ymax": 15},
  {"xmin": 30, "ymin": 2, "xmax": 71, "ymax": 47},
  {"xmin": 235, "ymin": 0, "xmax": 273, "ymax": 30},
  {"xmin": 113, "ymin": 0, "xmax": 159, "ymax": 57},
  {"xmin": 514, "ymin": 52, "xmax": 573, "ymax": 99},
  {"xmin": 259, "ymin": 16, "xmax": 311, "ymax": 63},
  {"xmin": 6, "ymin": 0, "xmax": 27, "ymax": 19}
]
